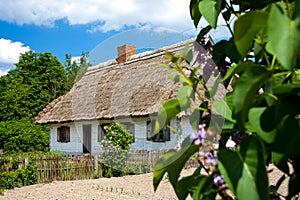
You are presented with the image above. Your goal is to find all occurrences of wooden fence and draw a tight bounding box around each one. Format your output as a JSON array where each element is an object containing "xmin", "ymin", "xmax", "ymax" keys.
[
  {"xmin": 1, "ymin": 150, "xmax": 198, "ymax": 183},
  {"xmin": 34, "ymin": 154, "xmax": 96, "ymax": 183}
]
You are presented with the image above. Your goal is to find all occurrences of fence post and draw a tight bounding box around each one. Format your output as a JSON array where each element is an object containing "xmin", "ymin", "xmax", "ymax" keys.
[
  {"xmin": 24, "ymin": 157, "xmax": 29, "ymax": 167},
  {"xmin": 94, "ymin": 154, "xmax": 98, "ymax": 177}
]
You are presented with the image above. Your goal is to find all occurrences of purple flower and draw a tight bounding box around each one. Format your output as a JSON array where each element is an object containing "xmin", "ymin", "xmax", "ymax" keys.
[
  {"xmin": 190, "ymin": 124, "xmax": 207, "ymax": 146},
  {"xmin": 205, "ymin": 152, "xmax": 217, "ymax": 166},
  {"xmin": 232, "ymin": 131, "xmax": 252, "ymax": 147},
  {"xmin": 213, "ymin": 174, "xmax": 227, "ymax": 190},
  {"xmin": 232, "ymin": 131, "xmax": 243, "ymax": 146}
]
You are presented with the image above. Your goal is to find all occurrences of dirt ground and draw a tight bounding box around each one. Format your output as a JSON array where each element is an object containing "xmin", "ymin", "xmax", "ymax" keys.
[{"xmin": 0, "ymin": 166, "xmax": 288, "ymax": 200}]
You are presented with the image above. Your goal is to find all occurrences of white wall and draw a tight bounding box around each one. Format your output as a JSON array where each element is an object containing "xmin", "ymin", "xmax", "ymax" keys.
[
  {"xmin": 50, "ymin": 123, "xmax": 82, "ymax": 154},
  {"xmin": 130, "ymin": 119, "xmax": 177, "ymax": 151},
  {"xmin": 49, "ymin": 117, "xmax": 194, "ymax": 154}
]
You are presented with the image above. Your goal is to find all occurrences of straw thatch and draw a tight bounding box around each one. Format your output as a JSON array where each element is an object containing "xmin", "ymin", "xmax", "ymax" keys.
[{"xmin": 35, "ymin": 38, "xmax": 210, "ymax": 124}]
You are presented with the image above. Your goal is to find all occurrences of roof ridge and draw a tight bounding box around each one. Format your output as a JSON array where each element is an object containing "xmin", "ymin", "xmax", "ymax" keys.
[{"xmin": 85, "ymin": 38, "xmax": 195, "ymax": 75}]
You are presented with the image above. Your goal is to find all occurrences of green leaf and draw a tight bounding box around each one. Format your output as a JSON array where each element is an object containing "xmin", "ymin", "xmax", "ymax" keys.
[
  {"xmin": 292, "ymin": 0, "xmax": 300, "ymax": 20},
  {"xmin": 168, "ymin": 74, "xmax": 190, "ymax": 84},
  {"xmin": 178, "ymin": 85, "xmax": 194, "ymax": 111},
  {"xmin": 225, "ymin": 40, "xmax": 242, "ymax": 63},
  {"xmin": 189, "ymin": 101, "xmax": 209, "ymax": 130},
  {"xmin": 153, "ymin": 168, "xmax": 167, "ymax": 191},
  {"xmin": 273, "ymin": 84, "xmax": 300, "ymax": 100},
  {"xmin": 288, "ymin": 172, "xmax": 300, "ymax": 198},
  {"xmin": 232, "ymin": 63, "xmax": 272, "ymax": 129},
  {"xmin": 234, "ymin": 10, "xmax": 268, "ymax": 57},
  {"xmin": 223, "ymin": 61, "xmax": 253, "ymax": 81},
  {"xmin": 222, "ymin": 9, "xmax": 232, "ymax": 21},
  {"xmin": 196, "ymin": 25, "xmax": 212, "ymax": 42},
  {"xmin": 266, "ymin": 2, "xmax": 300, "ymax": 70},
  {"xmin": 175, "ymin": 174, "xmax": 215, "ymax": 200},
  {"xmin": 189, "ymin": 175, "xmax": 214, "ymax": 200},
  {"xmin": 248, "ymin": 107, "xmax": 277, "ymax": 143},
  {"xmin": 199, "ymin": 0, "xmax": 221, "ymax": 28},
  {"xmin": 153, "ymin": 137, "xmax": 199, "ymax": 195},
  {"xmin": 154, "ymin": 99, "xmax": 181, "ymax": 135},
  {"xmin": 212, "ymin": 100, "xmax": 235, "ymax": 123},
  {"xmin": 180, "ymin": 45, "xmax": 193, "ymax": 64},
  {"xmin": 189, "ymin": 109, "xmax": 201, "ymax": 131},
  {"xmin": 175, "ymin": 175, "xmax": 195, "ymax": 199},
  {"xmin": 218, "ymin": 136, "xmax": 269, "ymax": 200},
  {"xmin": 190, "ymin": 0, "xmax": 202, "ymax": 28},
  {"xmin": 165, "ymin": 51, "xmax": 179, "ymax": 63},
  {"xmin": 272, "ymin": 152, "xmax": 289, "ymax": 175},
  {"xmin": 273, "ymin": 115, "xmax": 300, "ymax": 157}
]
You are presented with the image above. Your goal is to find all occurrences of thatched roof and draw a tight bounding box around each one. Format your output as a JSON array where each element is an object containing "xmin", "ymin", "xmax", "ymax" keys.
[{"xmin": 35, "ymin": 38, "xmax": 212, "ymax": 124}]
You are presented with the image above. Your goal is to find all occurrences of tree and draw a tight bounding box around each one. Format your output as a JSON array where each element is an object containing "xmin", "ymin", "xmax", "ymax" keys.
[
  {"xmin": 0, "ymin": 51, "xmax": 67, "ymax": 154},
  {"xmin": 0, "ymin": 119, "xmax": 49, "ymax": 153},
  {"xmin": 153, "ymin": 0, "xmax": 300, "ymax": 199},
  {"xmin": 0, "ymin": 51, "xmax": 67, "ymax": 121},
  {"xmin": 64, "ymin": 52, "xmax": 91, "ymax": 91}
]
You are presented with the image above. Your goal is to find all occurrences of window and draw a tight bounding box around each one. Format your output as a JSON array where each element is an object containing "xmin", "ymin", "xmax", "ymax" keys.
[
  {"xmin": 147, "ymin": 120, "xmax": 170, "ymax": 142},
  {"xmin": 98, "ymin": 123, "xmax": 109, "ymax": 142},
  {"xmin": 121, "ymin": 122, "xmax": 135, "ymax": 142},
  {"xmin": 57, "ymin": 126, "xmax": 70, "ymax": 143}
]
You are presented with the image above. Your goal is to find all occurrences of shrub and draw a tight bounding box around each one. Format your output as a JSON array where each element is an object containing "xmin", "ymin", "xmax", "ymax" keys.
[
  {"xmin": 0, "ymin": 119, "xmax": 49, "ymax": 154},
  {"xmin": 100, "ymin": 121, "xmax": 134, "ymax": 177},
  {"xmin": 153, "ymin": 0, "xmax": 300, "ymax": 199},
  {"xmin": 0, "ymin": 164, "xmax": 38, "ymax": 195}
]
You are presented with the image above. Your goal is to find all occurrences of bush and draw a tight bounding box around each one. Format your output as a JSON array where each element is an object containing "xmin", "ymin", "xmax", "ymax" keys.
[
  {"xmin": 102, "ymin": 121, "xmax": 134, "ymax": 151},
  {"xmin": 0, "ymin": 164, "xmax": 38, "ymax": 195},
  {"xmin": 125, "ymin": 162, "xmax": 151, "ymax": 175},
  {"xmin": 153, "ymin": 0, "xmax": 300, "ymax": 199},
  {"xmin": 100, "ymin": 121, "xmax": 134, "ymax": 177},
  {"xmin": 0, "ymin": 119, "xmax": 49, "ymax": 154}
]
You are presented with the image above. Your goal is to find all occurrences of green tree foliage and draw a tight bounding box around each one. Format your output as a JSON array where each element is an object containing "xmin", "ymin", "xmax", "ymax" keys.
[
  {"xmin": 153, "ymin": 0, "xmax": 300, "ymax": 199},
  {"xmin": 0, "ymin": 51, "xmax": 67, "ymax": 121},
  {"xmin": 64, "ymin": 52, "xmax": 90, "ymax": 91},
  {"xmin": 0, "ymin": 49, "xmax": 92, "ymax": 155},
  {"xmin": 0, "ymin": 50, "xmax": 92, "ymax": 154},
  {"xmin": 0, "ymin": 119, "xmax": 49, "ymax": 153}
]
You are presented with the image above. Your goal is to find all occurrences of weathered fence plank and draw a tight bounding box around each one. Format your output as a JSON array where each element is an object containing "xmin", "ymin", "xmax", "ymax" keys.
[{"xmin": 1, "ymin": 150, "xmax": 198, "ymax": 183}]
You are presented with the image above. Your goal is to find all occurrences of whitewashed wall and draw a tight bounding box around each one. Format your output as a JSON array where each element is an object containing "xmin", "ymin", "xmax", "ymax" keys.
[
  {"xmin": 50, "ymin": 122, "xmax": 82, "ymax": 154},
  {"xmin": 49, "ymin": 117, "xmax": 195, "ymax": 154}
]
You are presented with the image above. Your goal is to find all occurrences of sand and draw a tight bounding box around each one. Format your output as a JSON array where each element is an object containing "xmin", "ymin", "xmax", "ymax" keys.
[{"xmin": 0, "ymin": 166, "xmax": 288, "ymax": 200}]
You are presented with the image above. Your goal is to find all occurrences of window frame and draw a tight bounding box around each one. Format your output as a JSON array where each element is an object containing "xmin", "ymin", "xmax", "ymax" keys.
[
  {"xmin": 146, "ymin": 120, "xmax": 170, "ymax": 142},
  {"xmin": 121, "ymin": 122, "xmax": 135, "ymax": 142},
  {"xmin": 57, "ymin": 126, "xmax": 70, "ymax": 143},
  {"xmin": 98, "ymin": 123, "xmax": 109, "ymax": 142}
]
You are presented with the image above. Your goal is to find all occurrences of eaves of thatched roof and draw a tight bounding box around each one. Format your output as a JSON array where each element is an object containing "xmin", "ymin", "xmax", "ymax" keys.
[{"xmin": 35, "ymin": 38, "xmax": 209, "ymax": 124}]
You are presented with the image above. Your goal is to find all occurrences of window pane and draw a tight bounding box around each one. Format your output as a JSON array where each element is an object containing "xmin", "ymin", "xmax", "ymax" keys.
[
  {"xmin": 57, "ymin": 126, "xmax": 70, "ymax": 143},
  {"xmin": 163, "ymin": 125, "xmax": 170, "ymax": 141},
  {"xmin": 66, "ymin": 127, "xmax": 70, "ymax": 142},
  {"xmin": 98, "ymin": 123, "xmax": 109, "ymax": 141},
  {"xmin": 146, "ymin": 121, "xmax": 153, "ymax": 140},
  {"xmin": 57, "ymin": 127, "xmax": 61, "ymax": 142},
  {"xmin": 122, "ymin": 122, "xmax": 135, "ymax": 142}
]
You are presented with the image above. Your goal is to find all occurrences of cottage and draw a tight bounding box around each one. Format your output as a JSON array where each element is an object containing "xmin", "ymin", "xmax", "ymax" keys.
[{"xmin": 35, "ymin": 38, "xmax": 213, "ymax": 154}]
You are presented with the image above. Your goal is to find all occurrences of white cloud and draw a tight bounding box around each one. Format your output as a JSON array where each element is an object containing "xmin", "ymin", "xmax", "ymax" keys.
[
  {"xmin": 0, "ymin": 68, "xmax": 9, "ymax": 76},
  {"xmin": 71, "ymin": 56, "xmax": 81, "ymax": 64},
  {"xmin": 0, "ymin": 38, "xmax": 30, "ymax": 65},
  {"xmin": 0, "ymin": 0, "xmax": 194, "ymax": 32}
]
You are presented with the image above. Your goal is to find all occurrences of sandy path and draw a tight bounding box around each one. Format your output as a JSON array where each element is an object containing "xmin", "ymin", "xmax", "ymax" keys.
[
  {"xmin": 0, "ymin": 173, "xmax": 176, "ymax": 200},
  {"xmin": 0, "ymin": 166, "xmax": 288, "ymax": 200},
  {"xmin": 0, "ymin": 168, "xmax": 196, "ymax": 200}
]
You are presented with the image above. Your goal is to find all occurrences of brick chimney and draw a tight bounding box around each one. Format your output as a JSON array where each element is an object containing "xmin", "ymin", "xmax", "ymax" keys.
[{"xmin": 117, "ymin": 44, "xmax": 136, "ymax": 64}]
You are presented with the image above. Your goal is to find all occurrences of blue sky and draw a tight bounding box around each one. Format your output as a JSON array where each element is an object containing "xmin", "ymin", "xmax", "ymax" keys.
[{"xmin": 0, "ymin": 0, "xmax": 230, "ymax": 76}]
